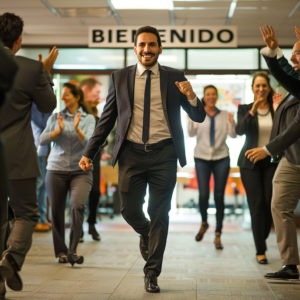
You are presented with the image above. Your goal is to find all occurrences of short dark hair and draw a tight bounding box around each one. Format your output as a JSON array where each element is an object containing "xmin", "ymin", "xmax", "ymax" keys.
[
  {"xmin": 134, "ymin": 26, "xmax": 161, "ymax": 47},
  {"xmin": 201, "ymin": 85, "xmax": 218, "ymax": 107},
  {"xmin": 0, "ymin": 13, "xmax": 24, "ymax": 49},
  {"xmin": 79, "ymin": 78, "xmax": 101, "ymax": 89}
]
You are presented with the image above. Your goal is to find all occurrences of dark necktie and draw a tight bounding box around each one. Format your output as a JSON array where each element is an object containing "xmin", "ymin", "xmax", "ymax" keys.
[
  {"xmin": 208, "ymin": 109, "xmax": 220, "ymax": 147},
  {"xmin": 142, "ymin": 70, "xmax": 151, "ymax": 144}
]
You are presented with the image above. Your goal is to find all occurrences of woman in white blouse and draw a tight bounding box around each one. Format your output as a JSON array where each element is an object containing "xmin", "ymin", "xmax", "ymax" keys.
[{"xmin": 188, "ymin": 85, "xmax": 236, "ymax": 249}]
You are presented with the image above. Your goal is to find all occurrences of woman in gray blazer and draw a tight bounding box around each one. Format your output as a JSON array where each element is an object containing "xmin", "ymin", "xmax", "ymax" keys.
[{"xmin": 40, "ymin": 83, "xmax": 95, "ymax": 266}]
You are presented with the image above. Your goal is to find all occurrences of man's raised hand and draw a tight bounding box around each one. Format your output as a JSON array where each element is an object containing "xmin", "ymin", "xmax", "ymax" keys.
[
  {"xmin": 79, "ymin": 156, "xmax": 93, "ymax": 171},
  {"xmin": 260, "ymin": 25, "xmax": 278, "ymax": 50},
  {"xmin": 38, "ymin": 46, "xmax": 59, "ymax": 72},
  {"xmin": 295, "ymin": 26, "xmax": 300, "ymax": 40},
  {"xmin": 175, "ymin": 81, "xmax": 196, "ymax": 100}
]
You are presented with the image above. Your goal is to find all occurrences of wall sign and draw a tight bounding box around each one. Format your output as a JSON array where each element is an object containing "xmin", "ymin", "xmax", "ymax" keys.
[{"xmin": 88, "ymin": 26, "xmax": 237, "ymax": 48}]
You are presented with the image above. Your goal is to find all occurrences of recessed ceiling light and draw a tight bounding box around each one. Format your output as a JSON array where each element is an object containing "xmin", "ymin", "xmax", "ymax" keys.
[{"xmin": 111, "ymin": 0, "xmax": 169, "ymax": 9}]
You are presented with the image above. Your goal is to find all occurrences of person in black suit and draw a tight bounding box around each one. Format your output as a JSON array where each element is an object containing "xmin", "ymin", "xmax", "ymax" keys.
[
  {"xmin": 245, "ymin": 25, "xmax": 300, "ymax": 280},
  {"xmin": 79, "ymin": 26, "xmax": 206, "ymax": 293},
  {"xmin": 236, "ymin": 72, "xmax": 277, "ymax": 265},
  {"xmin": 0, "ymin": 40, "xmax": 18, "ymax": 300},
  {"xmin": 0, "ymin": 13, "xmax": 58, "ymax": 292}
]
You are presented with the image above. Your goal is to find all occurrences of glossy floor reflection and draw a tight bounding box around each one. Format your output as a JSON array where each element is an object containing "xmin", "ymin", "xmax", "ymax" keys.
[{"xmin": 4, "ymin": 215, "xmax": 300, "ymax": 300}]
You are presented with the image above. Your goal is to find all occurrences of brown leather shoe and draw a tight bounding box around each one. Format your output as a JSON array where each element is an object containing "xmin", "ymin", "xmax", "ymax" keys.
[
  {"xmin": 34, "ymin": 223, "xmax": 50, "ymax": 231},
  {"xmin": 214, "ymin": 234, "xmax": 223, "ymax": 250},
  {"xmin": 195, "ymin": 223, "xmax": 209, "ymax": 242}
]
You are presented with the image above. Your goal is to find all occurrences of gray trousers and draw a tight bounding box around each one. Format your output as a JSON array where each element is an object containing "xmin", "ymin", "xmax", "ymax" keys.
[
  {"xmin": 3, "ymin": 178, "xmax": 39, "ymax": 270},
  {"xmin": 271, "ymin": 156, "xmax": 300, "ymax": 265},
  {"xmin": 45, "ymin": 170, "xmax": 93, "ymax": 258}
]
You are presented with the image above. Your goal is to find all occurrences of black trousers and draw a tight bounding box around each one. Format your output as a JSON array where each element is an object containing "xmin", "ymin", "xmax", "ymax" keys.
[
  {"xmin": 240, "ymin": 158, "xmax": 277, "ymax": 255},
  {"xmin": 3, "ymin": 178, "xmax": 39, "ymax": 270},
  {"xmin": 87, "ymin": 151, "xmax": 101, "ymax": 225},
  {"xmin": 118, "ymin": 141, "xmax": 177, "ymax": 277},
  {"xmin": 45, "ymin": 170, "xmax": 93, "ymax": 257},
  {"xmin": 0, "ymin": 137, "xmax": 8, "ymax": 257}
]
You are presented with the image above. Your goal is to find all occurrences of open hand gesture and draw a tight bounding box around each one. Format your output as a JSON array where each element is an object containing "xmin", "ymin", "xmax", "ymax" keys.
[
  {"xmin": 73, "ymin": 112, "xmax": 81, "ymax": 131},
  {"xmin": 272, "ymin": 93, "xmax": 283, "ymax": 111},
  {"xmin": 245, "ymin": 148, "xmax": 268, "ymax": 164},
  {"xmin": 38, "ymin": 46, "xmax": 59, "ymax": 72},
  {"xmin": 296, "ymin": 26, "xmax": 300, "ymax": 40},
  {"xmin": 175, "ymin": 81, "xmax": 196, "ymax": 100},
  {"xmin": 260, "ymin": 25, "xmax": 278, "ymax": 50},
  {"xmin": 57, "ymin": 113, "xmax": 65, "ymax": 133}
]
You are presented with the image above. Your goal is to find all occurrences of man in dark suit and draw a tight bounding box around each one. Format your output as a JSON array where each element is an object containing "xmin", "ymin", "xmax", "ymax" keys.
[
  {"xmin": 0, "ymin": 40, "xmax": 18, "ymax": 300},
  {"xmin": 0, "ymin": 13, "xmax": 58, "ymax": 293},
  {"xmin": 246, "ymin": 25, "xmax": 300, "ymax": 280},
  {"xmin": 79, "ymin": 26, "xmax": 206, "ymax": 293}
]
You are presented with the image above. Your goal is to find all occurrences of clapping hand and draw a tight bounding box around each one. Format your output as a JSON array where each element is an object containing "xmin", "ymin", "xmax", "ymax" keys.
[
  {"xmin": 272, "ymin": 93, "xmax": 283, "ymax": 111},
  {"xmin": 73, "ymin": 112, "xmax": 81, "ymax": 131},
  {"xmin": 175, "ymin": 81, "xmax": 196, "ymax": 100},
  {"xmin": 245, "ymin": 148, "xmax": 268, "ymax": 164},
  {"xmin": 251, "ymin": 96, "xmax": 266, "ymax": 114},
  {"xmin": 57, "ymin": 113, "xmax": 65, "ymax": 133},
  {"xmin": 38, "ymin": 46, "xmax": 59, "ymax": 72},
  {"xmin": 228, "ymin": 112, "xmax": 234, "ymax": 123},
  {"xmin": 296, "ymin": 26, "xmax": 300, "ymax": 40},
  {"xmin": 260, "ymin": 25, "xmax": 278, "ymax": 50}
]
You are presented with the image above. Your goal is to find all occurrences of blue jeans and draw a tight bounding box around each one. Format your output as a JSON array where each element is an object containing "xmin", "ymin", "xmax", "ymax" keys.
[
  {"xmin": 37, "ymin": 156, "xmax": 47, "ymax": 223},
  {"xmin": 195, "ymin": 156, "xmax": 230, "ymax": 233}
]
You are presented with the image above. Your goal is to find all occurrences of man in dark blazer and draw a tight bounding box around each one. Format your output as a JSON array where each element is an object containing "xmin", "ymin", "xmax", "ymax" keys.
[
  {"xmin": 0, "ymin": 13, "xmax": 58, "ymax": 293},
  {"xmin": 79, "ymin": 26, "xmax": 206, "ymax": 293},
  {"xmin": 246, "ymin": 26, "xmax": 300, "ymax": 280},
  {"xmin": 0, "ymin": 40, "xmax": 18, "ymax": 300}
]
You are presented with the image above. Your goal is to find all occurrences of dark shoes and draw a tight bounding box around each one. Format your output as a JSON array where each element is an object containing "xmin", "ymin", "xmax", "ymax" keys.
[
  {"xmin": 265, "ymin": 265, "xmax": 299, "ymax": 280},
  {"xmin": 144, "ymin": 274, "xmax": 160, "ymax": 293},
  {"xmin": 139, "ymin": 234, "xmax": 149, "ymax": 262},
  {"xmin": 58, "ymin": 256, "xmax": 68, "ymax": 264},
  {"xmin": 67, "ymin": 254, "xmax": 84, "ymax": 267},
  {"xmin": 257, "ymin": 256, "xmax": 268, "ymax": 264},
  {"xmin": 0, "ymin": 277, "xmax": 5, "ymax": 299},
  {"xmin": 0, "ymin": 254, "xmax": 22, "ymax": 291},
  {"xmin": 195, "ymin": 223, "xmax": 209, "ymax": 242},
  {"xmin": 88, "ymin": 224, "xmax": 101, "ymax": 241}
]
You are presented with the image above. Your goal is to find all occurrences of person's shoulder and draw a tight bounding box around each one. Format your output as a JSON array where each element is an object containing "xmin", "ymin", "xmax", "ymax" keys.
[
  {"xmin": 159, "ymin": 65, "xmax": 183, "ymax": 74},
  {"xmin": 238, "ymin": 103, "xmax": 253, "ymax": 110},
  {"xmin": 15, "ymin": 56, "xmax": 43, "ymax": 73},
  {"xmin": 113, "ymin": 65, "xmax": 136, "ymax": 76}
]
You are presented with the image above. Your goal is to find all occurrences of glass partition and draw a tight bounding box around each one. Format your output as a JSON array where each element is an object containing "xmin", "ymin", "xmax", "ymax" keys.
[
  {"xmin": 260, "ymin": 48, "xmax": 293, "ymax": 69},
  {"xmin": 126, "ymin": 48, "xmax": 185, "ymax": 69},
  {"xmin": 53, "ymin": 49, "xmax": 124, "ymax": 70},
  {"xmin": 187, "ymin": 49, "xmax": 259, "ymax": 70},
  {"xmin": 17, "ymin": 48, "xmax": 50, "ymax": 61}
]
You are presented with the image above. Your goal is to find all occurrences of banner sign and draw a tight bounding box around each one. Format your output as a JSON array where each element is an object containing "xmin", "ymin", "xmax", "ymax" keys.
[{"xmin": 88, "ymin": 26, "xmax": 237, "ymax": 48}]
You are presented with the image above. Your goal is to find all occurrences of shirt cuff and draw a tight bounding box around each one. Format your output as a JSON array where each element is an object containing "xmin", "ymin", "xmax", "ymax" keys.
[
  {"xmin": 188, "ymin": 95, "xmax": 198, "ymax": 107},
  {"xmin": 263, "ymin": 146, "xmax": 272, "ymax": 156},
  {"xmin": 260, "ymin": 46, "xmax": 278, "ymax": 58},
  {"xmin": 276, "ymin": 48, "xmax": 283, "ymax": 59}
]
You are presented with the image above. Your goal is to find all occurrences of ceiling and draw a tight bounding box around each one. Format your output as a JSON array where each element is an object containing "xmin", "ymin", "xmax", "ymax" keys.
[{"xmin": 0, "ymin": 0, "xmax": 299, "ymax": 46}]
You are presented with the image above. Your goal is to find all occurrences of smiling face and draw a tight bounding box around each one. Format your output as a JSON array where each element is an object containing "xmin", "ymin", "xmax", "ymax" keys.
[
  {"xmin": 203, "ymin": 87, "xmax": 218, "ymax": 109},
  {"xmin": 61, "ymin": 87, "xmax": 80, "ymax": 109},
  {"xmin": 252, "ymin": 76, "xmax": 271, "ymax": 101},
  {"xmin": 290, "ymin": 41, "xmax": 300, "ymax": 72},
  {"xmin": 134, "ymin": 32, "xmax": 162, "ymax": 69}
]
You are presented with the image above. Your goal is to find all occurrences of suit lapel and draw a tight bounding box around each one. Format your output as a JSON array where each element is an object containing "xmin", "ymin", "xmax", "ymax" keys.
[
  {"xmin": 159, "ymin": 65, "xmax": 168, "ymax": 113},
  {"xmin": 127, "ymin": 64, "xmax": 136, "ymax": 110}
]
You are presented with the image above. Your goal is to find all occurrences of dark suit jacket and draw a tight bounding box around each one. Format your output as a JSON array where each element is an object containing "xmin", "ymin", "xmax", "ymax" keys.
[
  {"xmin": 0, "ymin": 55, "xmax": 56, "ymax": 180},
  {"xmin": 83, "ymin": 64, "xmax": 206, "ymax": 167},
  {"xmin": 266, "ymin": 94, "xmax": 300, "ymax": 165},
  {"xmin": 263, "ymin": 55, "xmax": 300, "ymax": 99},
  {"xmin": 235, "ymin": 103, "xmax": 274, "ymax": 169}
]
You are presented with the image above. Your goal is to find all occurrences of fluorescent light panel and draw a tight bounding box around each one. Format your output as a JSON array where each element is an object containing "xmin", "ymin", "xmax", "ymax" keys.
[
  {"xmin": 111, "ymin": 0, "xmax": 169, "ymax": 9},
  {"xmin": 228, "ymin": 0, "xmax": 237, "ymax": 18}
]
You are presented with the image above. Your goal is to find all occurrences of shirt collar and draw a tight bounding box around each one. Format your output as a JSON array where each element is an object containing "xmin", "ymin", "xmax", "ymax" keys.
[
  {"xmin": 61, "ymin": 106, "xmax": 87, "ymax": 117},
  {"xmin": 136, "ymin": 62, "xmax": 159, "ymax": 77}
]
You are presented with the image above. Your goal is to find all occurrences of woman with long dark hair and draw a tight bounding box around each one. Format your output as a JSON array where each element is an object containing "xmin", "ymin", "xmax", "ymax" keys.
[
  {"xmin": 236, "ymin": 72, "xmax": 277, "ymax": 264},
  {"xmin": 40, "ymin": 83, "xmax": 95, "ymax": 266},
  {"xmin": 188, "ymin": 85, "xmax": 236, "ymax": 249}
]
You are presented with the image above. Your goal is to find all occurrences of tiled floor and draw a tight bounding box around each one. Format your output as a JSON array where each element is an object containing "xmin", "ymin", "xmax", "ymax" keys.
[{"xmin": 4, "ymin": 216, "xmax": 300, "ymax": 300}]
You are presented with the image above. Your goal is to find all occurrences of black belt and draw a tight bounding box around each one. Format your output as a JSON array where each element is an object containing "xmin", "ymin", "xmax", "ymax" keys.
[{"xmin": 127, "ymin": 138, "xmax": 173, "ymax": 152}]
